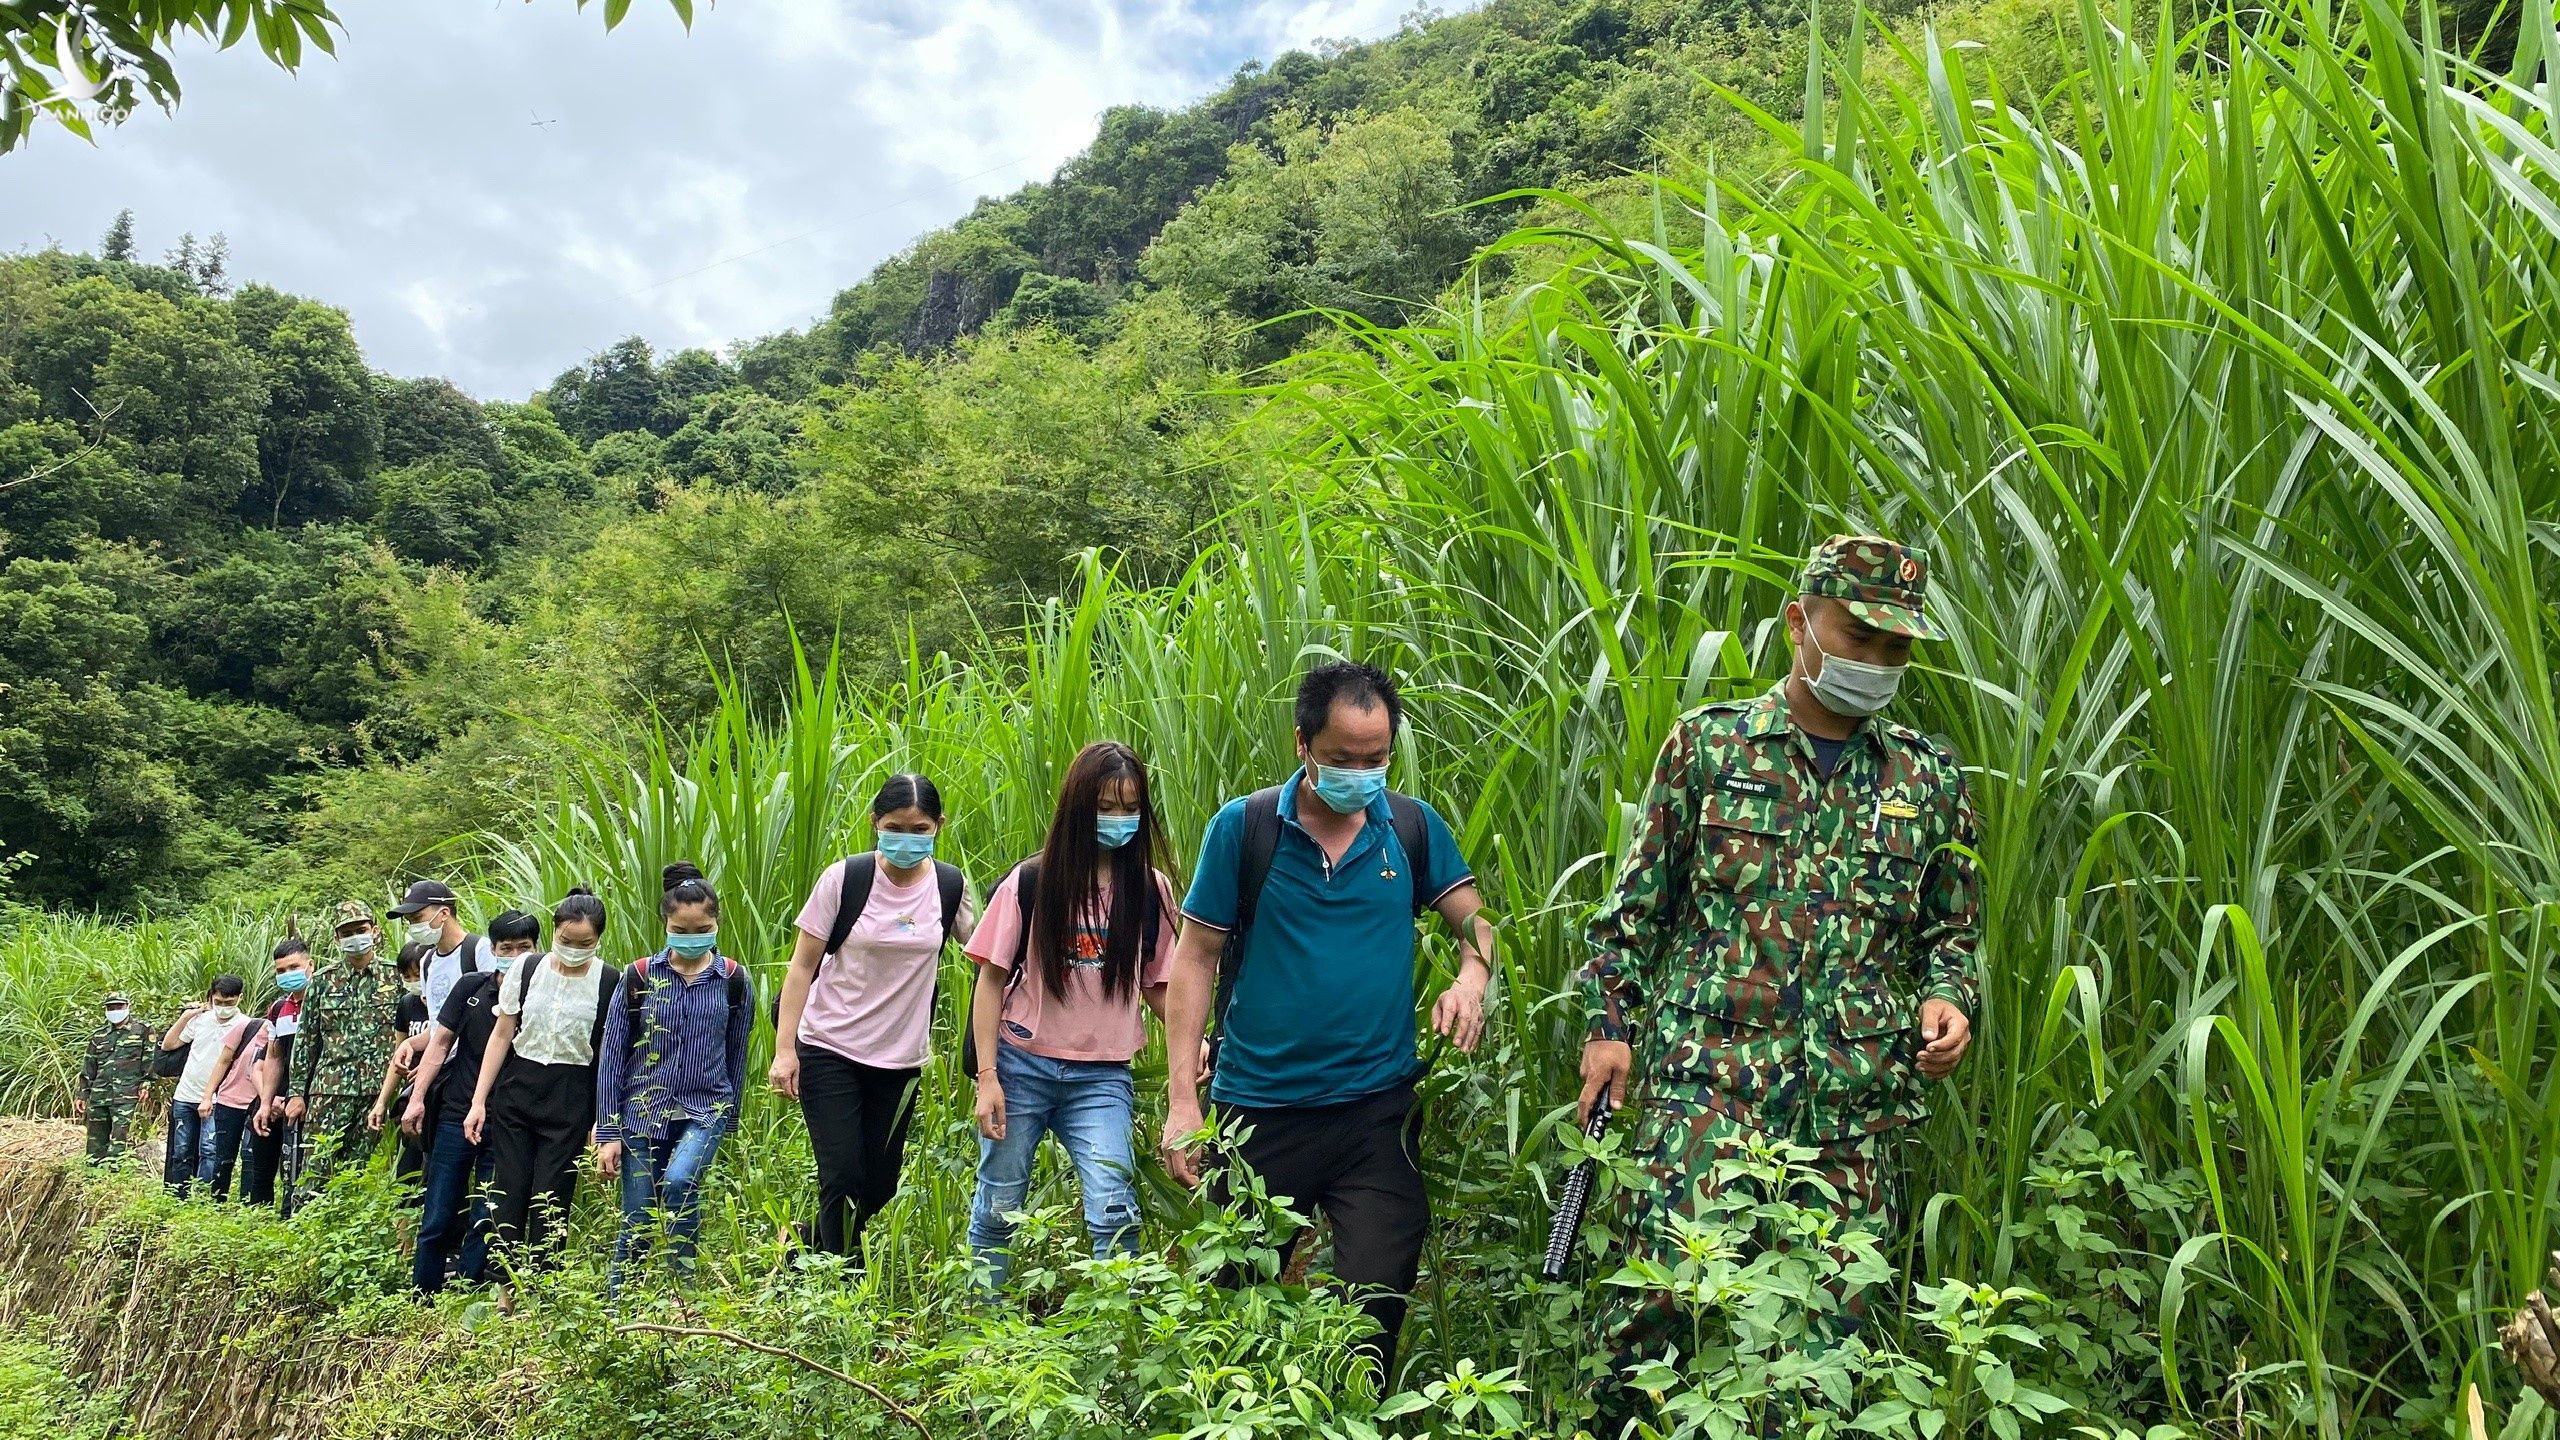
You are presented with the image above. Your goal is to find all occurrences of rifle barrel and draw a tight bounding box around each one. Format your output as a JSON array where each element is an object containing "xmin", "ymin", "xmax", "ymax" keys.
[{"xmin": 1541, "ymin": 1095, "xmax": 1615, "ymax": 1282}]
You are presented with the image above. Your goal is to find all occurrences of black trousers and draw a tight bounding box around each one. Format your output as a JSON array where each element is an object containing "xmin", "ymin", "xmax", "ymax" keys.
[
  {"xmin": 798, "ymin": 1047, "xmax": 920, "ymax": 1259},
  {"xmin": 485, "ymin": 1057, "xmax": 595, "ymax": 1281},
  {"xmin": 239, "ymin": 1108, "xmax": 283, "ymax": 1204},
  {"xmin": 1212, "ymin": 1081, "xmax": 1430, "ymax": 1382}
]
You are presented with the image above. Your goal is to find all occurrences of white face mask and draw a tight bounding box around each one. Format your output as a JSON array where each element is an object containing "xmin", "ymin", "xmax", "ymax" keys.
[
  {"xmin": 1799, "ymin": 608, "xmax": 1907, "ymax": 717},
  {"xmin": 403, "ymin": 920, "xmax": 440, "ymax": 946},
  {"xmin": 401, "ymin": 979, "xmax": 424, "ymax": 997},
  {"xmin": 105, "ymin": 1007, "xmax": 130, "ymax": 1025},
  {"xmin": 553, "ymin": 942, "xmax": 600, "ymax": 966},
  {"xmin": 210, "ymin": 1004, "xmax": 239, "ymax": 1023}
]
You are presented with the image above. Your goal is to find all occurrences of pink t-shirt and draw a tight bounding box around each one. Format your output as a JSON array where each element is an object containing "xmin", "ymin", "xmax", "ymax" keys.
[
  {"xmin": 209, "ymin": 1016, "xmax": 268, "ymax": 1109},
  {"xmin": 793, "ymin": 859, "xmax": 978, "ymax": 1069},
  {"xmin": 964, "ymin": 866, "xmax": 1177, "ymax": 1063}
]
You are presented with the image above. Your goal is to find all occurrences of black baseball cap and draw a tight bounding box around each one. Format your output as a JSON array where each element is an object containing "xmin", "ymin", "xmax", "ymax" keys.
[{"xmin": 387, "ymin": 879, "xmax": 458, "ymax": 918}]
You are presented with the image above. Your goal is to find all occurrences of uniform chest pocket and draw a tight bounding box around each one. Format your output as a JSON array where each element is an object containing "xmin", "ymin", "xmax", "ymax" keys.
[
  {"xmin": 1851, "ymin": 813, "xmax": 1928, "ymax": 923},
  {"xmin": 1696, "ymin": 784, "xmax": 1790, "ymax": 893}
]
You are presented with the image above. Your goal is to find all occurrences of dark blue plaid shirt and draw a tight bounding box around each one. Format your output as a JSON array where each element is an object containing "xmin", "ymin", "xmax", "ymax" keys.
[{"xmin": 594, "ymin": 951, "xmax": 754, "ymax": 1145}]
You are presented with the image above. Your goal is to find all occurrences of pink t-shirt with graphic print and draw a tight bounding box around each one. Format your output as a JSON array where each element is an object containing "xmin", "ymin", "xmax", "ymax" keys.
[
  {"xmin": 964, "ymin": 866, "xmax": 1177, "ymax": 1063},
  {"xmin": 793, "ymin": 859, "xmax": 978, "ymax": 1070}
]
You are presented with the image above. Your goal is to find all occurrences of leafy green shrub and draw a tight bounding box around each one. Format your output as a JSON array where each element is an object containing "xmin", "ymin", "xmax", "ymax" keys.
[{"xmin": 0, "ymin": 1323, "xmax": 125, "ymax": 1440}]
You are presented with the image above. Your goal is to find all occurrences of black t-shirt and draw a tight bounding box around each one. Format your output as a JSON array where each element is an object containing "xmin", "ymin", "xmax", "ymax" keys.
[{"xmin": 432, "ymin": 971, "xmax": 504, "ymax": 1127}]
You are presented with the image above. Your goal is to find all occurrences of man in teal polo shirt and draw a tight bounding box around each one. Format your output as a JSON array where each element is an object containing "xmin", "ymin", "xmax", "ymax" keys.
[{"xmin": 1160, "ymin": 659, "xmax": 1498, "ymax": 1383}]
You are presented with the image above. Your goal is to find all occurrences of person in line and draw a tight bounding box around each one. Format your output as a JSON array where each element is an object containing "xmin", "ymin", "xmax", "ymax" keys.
[
  {"xmin": 241, "ymin": 938, "xmax": 314, "ymax": 1206},
  {"xmin": 967, "ymin": 742, "xmax": 1179, "ymax": 1288},
  {"xmin": 390, "ymin": 880, "xmax": 494, "ymax": 1063},
  {"xmin": 770, "ymin": 773, "xmax": 975, "ymax": 1266},
  {"xmin": 400, "ymin": 934, "xmax": 511, "ymax": 1296},
  {"xmin": 1158, "ymin": 661, "xmax": 1494, "ymax": 1383},
  {"xmin": 286, "ymin": 901, "xmax": 404, "ymax": 1195},
  {"xmin": 194, "ymin": 992, "xmax": 272, "ymax": 1200},
  {"xmin": 159, "ymin": 975, "xmax": 249, "ymax": 1195},
  {"xmin": 367, "ymin": 943, "xmax": 435, "ymax": 1189},
  {"xmin": 76, "ymin": 991, "xmax": 155, "ymax": 1166},
  {"xmin": 598, "ymin": 862, "xmax": 755, "ymax": 1294},
  {"xmin": 1577, "ymin": 536, "xmax": 1979, "ymax": 1414},
  {"xmin": 467, "ymin": 893, "xmax": 621, "ymax": 1298}
]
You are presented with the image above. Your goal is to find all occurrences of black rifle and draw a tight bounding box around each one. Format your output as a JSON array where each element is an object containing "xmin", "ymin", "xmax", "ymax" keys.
[{"xmin": 1542, "ymin": 1092, "xmax": 1615, "ymax": 1282}]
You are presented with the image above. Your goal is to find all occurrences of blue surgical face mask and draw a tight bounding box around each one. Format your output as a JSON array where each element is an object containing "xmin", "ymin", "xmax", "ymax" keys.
[
  {"xmin": 665, "ymin": 931, "xmax": 718, "ymax": 958},
  {"xmin": 275, "ymin": 969, "xmax": 310, "ymax": 994},
  {"xmin": 1095, "ymin": 814, "xmax": 1142, "ymax": 849},
  {"xmin": 1310, "ymin": 762, "xmax": 1390, "ymax": 815},
  {"xmin": 877, "ymin": 832, "xmax": 936, "ymax": 870}
]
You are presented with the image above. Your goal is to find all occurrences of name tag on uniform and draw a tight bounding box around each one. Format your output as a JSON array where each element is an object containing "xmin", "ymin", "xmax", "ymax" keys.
[
  {"xmin": 1716, "ymin": 773, "xmax": 1781, "ymax": 799},
  {"xmin": 1877, "ymin": 800, "xmax": 1921, "ymax": 821}
]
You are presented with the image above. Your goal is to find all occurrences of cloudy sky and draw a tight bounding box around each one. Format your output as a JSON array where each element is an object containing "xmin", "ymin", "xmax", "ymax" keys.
[{"xmin": 2, "ymin": 0, "xmax": 1418, "ymax": 399}]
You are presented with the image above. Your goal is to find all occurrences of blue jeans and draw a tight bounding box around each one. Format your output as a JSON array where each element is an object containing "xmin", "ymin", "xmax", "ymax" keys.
[
  {"xmin": 196, "ymin": 1103, "xmax": 251, "ymax": 1199},
  {"xmin": 413, "ymin": 1117, "xmax": 494, "ymax": 1294},
  {"xmin": 612, "ymin": 1118, "xmax": 726, "ymax": 1293},
  {"xmin": 968, "ymin": 1043, "xmax": 1141, "ymax": 1288},
  {"xmin": 165, "ymin": 1101, "xmax": 209, "ymax": 1195}
]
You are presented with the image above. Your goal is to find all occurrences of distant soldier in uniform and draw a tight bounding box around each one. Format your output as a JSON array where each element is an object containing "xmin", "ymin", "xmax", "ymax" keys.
[
  {"xmin": 286, "ymin": 901, "xmax": 404, "ymax": 1193},
  {"xmin": 1577, "ymin": 536, "xmax": 1982, "ymax": 1389},
  {"xmin": 77, "ymin": 991, "xmax": 156, "ymax": 1165}
]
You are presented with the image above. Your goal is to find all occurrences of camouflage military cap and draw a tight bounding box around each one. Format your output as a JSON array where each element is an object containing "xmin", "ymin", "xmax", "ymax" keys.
[
  {"xmin": 1800, "ymin": 534, "xmax": 1945, "ymax": 641},
  {"xmin": 331, "ymin": 899, "xmax": 376, "ymax": 930},
  {"xmin": 104, "ymin": 992, "xmax": 129, "ymax": 1005}
]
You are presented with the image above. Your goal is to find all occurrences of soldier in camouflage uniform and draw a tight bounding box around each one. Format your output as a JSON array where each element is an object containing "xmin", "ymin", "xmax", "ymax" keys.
[
  {"xmin": 77, "ymin": 992, "xmax": 157, "ymax": 1165},
  {"xmin": 286, "ymin": 901, "xmax": 403, "ymax": 1193},
  {"xmin": 1577, "ymin": 536, "xmax": 1982, "ymax": 1384}
]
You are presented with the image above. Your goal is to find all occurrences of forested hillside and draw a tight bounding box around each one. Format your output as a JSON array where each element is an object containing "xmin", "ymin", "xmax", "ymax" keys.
[{"xmin": 3, "ymin": 0, "xmax": 1857, "ymax": 913}]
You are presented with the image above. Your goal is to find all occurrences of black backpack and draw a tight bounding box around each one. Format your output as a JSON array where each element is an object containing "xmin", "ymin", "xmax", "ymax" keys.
[
  {"xmin": 1208, "ymin": 786, "xmax": 1434, "ymax": 1066},
  {"xmin": 772, "ymin": 854, "xmax": 967, "ymax": 1027},
  {"xmin": 622, "ymin": 953, "xmax": 750, "ymax": 1057},
  {"xmin": 959, "ymin": 857, "xmax": 1165, "ymax": 1078},
  {"xmin": 511, "ymin": 953, "xmax": 624, "ymax": 1060}
]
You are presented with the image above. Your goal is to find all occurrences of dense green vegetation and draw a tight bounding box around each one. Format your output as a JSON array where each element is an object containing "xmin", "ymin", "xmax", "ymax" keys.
[
  {"xmin": 4, "ymin": 0, "xmax": 2558, "ymax": 1434},
  {"xmin": 0, "ymin": 0, "xmax": 1961, "ymax": 913}
]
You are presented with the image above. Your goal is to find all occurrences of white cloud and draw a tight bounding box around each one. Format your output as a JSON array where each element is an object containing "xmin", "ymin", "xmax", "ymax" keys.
[{"xmin": 0, "ymin": 0, "xmax": 1437, "ymax": 399}]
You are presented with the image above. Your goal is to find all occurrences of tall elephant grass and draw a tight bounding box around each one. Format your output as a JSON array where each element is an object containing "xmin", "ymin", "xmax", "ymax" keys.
[
  {"xmin": 4, "ymin": 0, "xmax": 2553, "ymax": 1433},
  {"xmin": 0, "ymin": 908, "xmax": 287, "ymax": 1115},
  {"xmin": 476, "ymin": 0, "xmax": 2550, "ymax": 1430}
]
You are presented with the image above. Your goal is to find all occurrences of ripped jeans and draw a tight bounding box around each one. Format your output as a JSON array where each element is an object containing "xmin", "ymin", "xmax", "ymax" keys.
[{"xmin": 967, "ymin": 1042, "xmax": 1140, "ymax": 1288}]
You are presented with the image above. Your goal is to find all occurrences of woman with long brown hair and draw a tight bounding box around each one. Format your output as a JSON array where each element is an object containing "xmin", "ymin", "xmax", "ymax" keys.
[{"xmin": 963, "ymin": 741, "xmax": 1178, "ymax": 1288}]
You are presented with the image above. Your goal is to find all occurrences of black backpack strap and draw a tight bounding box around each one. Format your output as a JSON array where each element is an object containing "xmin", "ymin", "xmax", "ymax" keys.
[
  {"xmin": 589, "ymin": 963, "xmax": 621, "ymax": 1056},
  {"xmin": 1216, "ymin": 786, "xmax": 1288, "ymax": 1040},
  {"xmin": 724, "ymin": 956, "xmax": 748, "ymax": 1023},
  {"xmin": 934, "ymin": 860, "xmax": 965, "ymax": 943},
  {"xmin": 823, "ymin": 854, "xmax": 879, "ymax": 962},
  {"xmin": 514, "ymin": 953, "xmax": 539, "ymax": 1010},
  {"xmin": 1007, "ymin": 858, "xmax": 1042, "ymax": 977},
  {"xmin": 961, "ymin": 859, "xmax": 1038, "ymax": 1078},
  {"xmin": 1385, "ymin": 792, "xmax": 1433, "ymax": 916},
  {"xmin": 1140, "ymin": 867, "xmax": 1166, "ymax": 964}
]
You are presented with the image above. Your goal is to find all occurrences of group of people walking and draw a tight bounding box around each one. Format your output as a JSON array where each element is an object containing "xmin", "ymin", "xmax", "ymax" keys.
[{"xmin": 73, "ymin": 536, "xmax": 1981, "ymax": 1409}]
